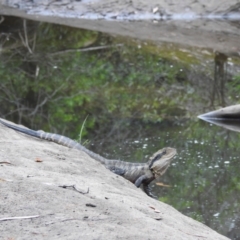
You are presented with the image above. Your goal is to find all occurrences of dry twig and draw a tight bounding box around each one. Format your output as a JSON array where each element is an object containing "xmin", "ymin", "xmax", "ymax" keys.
[
  {"xmin": 58, "ymin": 184, "xmax": 89, "ymax": 194},
  {"xmin": 50, "ymin": 44, "xmax": 123, "ymax": 56},
  {"xmin": 0, "ymin": 215, "xmax": 40, "ymax": 222},
  {"xmin": 156, "ymin": 182, "xmax": 171, "ymax": 187},
  {"xmin": 0, "ymin": 161, "xmax": 12, "ymax": 165}
]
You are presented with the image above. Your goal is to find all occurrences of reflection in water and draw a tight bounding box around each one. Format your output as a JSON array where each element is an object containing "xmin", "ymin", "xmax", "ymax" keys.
[
  {"xmin": 198, "ymin": 117, "xmax": 240, "ymax": 133},
  {"xmin": 212, "ymin": 52, "xmax": 228, "ymax": 107},
  {"xmin": 1, "ymin": 16, "xmax": 240, "ymax": 239}
]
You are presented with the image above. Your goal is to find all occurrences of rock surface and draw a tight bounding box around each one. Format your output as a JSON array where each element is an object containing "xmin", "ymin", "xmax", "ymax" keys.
[{"xmin": 0, "ymin": 120, "xmax": 229, "ymax": 239}]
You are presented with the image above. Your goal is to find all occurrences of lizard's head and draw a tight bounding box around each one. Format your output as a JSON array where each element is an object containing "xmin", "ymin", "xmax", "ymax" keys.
[{"xmin": 148, "ymin": 147, "xmax": 177, "ymax": 177}]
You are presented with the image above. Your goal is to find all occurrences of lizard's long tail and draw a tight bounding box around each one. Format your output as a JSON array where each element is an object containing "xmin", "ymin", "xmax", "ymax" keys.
[{"xmin": 0, "ymin": 119, "xmax": 108, "ymax": 164}]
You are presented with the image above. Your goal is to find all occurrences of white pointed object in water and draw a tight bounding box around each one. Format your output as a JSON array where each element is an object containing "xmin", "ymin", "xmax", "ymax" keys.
[
  {"xmin": 198, "ymin": 104, "xmax": 240, "ymax": 133},
  {"xmin": 198, "ymin": 104, "xmax": 240, "ymax": 120}
]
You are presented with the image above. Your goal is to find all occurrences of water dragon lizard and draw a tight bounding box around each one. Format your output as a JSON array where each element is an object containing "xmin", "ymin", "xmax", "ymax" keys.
[{"xmin": 0, "ymin": 119, "xmax": 177, "ymax": 197}]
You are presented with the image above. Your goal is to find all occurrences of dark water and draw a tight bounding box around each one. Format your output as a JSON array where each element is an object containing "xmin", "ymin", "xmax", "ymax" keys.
[{"xmin": 0, "ymin": 16, "xmax": 240, "ymax": 239}]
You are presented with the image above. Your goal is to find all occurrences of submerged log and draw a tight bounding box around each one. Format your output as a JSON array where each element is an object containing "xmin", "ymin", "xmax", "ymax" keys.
[
  {"xmin": 198, "ymin": 104, "xmax": 240, "ymax": 133},
  {"xmin": 198, "ymin": 104, "xmax": 240, "ymax": 120}
]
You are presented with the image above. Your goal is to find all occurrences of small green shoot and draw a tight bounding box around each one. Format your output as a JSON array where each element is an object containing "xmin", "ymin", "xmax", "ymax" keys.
[{"xmin": 78, "ymin": 115, "xmax": 88, "ymax": 144}]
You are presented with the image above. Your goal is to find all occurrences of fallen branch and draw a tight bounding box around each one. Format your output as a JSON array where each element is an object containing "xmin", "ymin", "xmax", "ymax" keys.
[
  {"xmin": 58, "ymin": 184, "xmax": 89, "ymax": 194},
  {"xmin": 0, "ymin": 215, "xmax": 40, "ymax": 222},
  {"xmin": 50, "ymin": 44, "xmax": 123, "ymax": 56}
]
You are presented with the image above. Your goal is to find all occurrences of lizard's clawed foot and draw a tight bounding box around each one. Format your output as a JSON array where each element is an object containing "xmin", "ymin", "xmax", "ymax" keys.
[{"xmin": 143, "ymin": 184, "xmax": 157, "ymax": 199}]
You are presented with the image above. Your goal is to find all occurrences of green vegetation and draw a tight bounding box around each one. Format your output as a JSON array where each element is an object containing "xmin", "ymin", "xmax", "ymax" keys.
[
  {"xmin": 1, "ymin": 18, "xmax": 239, "ymax": 139},
  {"xmin": 0, "ymin": 18, "xmax": 194, "ymax": 138}
]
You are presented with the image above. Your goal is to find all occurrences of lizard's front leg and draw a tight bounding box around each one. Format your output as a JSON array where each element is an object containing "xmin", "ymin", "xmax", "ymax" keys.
[
  {"xmin": 143, "ymin": 183, "xmax": 157, "ymax": 198},
  {"xmin": 135, "ymin": 175, "xmax": 157, "ymax": 198},
  {"xmin": 134, "ymin": 175, "xmax": 148, "ymax": 188}
]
